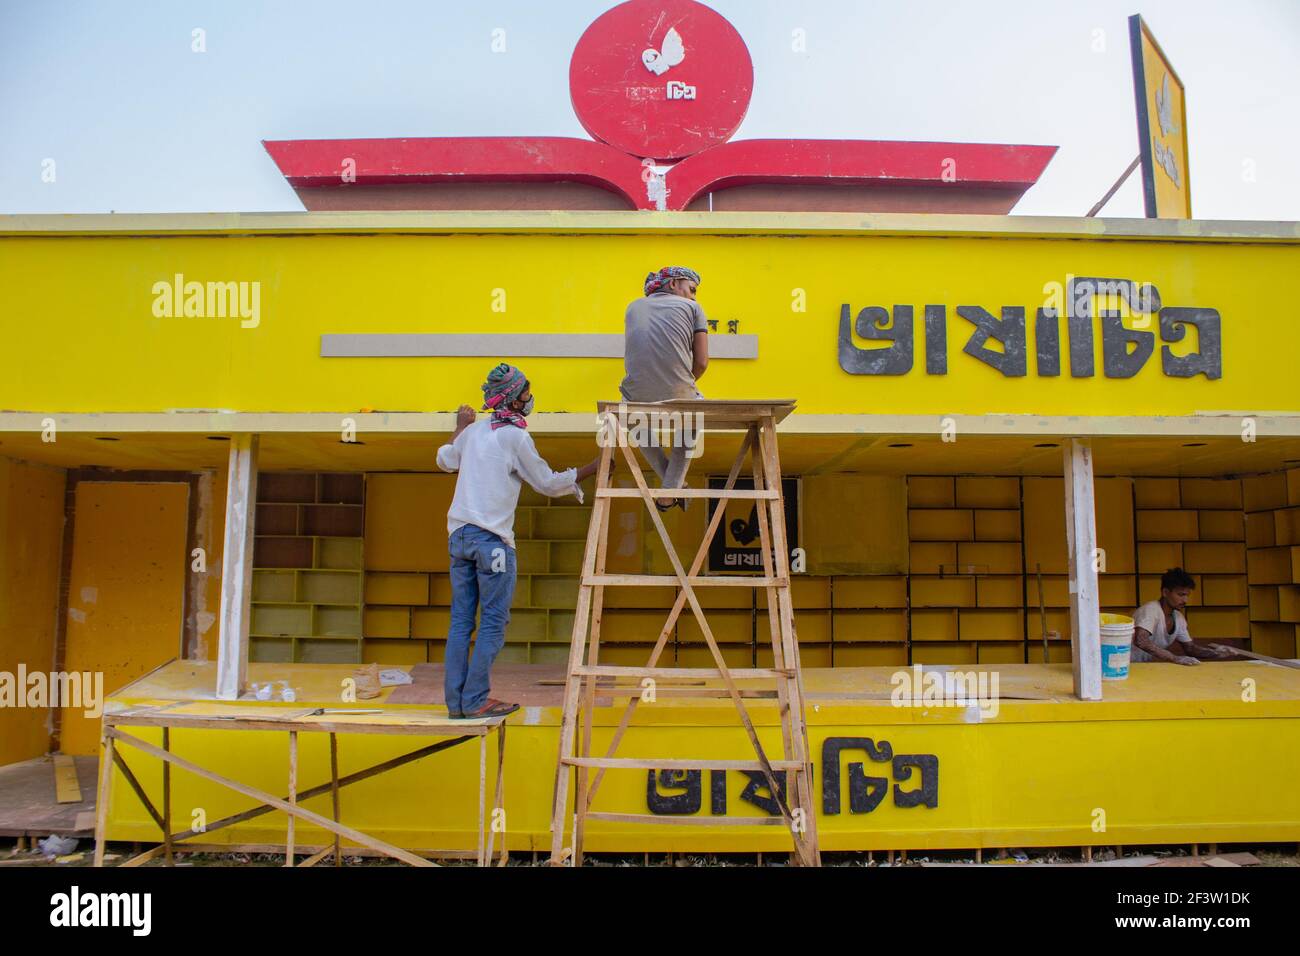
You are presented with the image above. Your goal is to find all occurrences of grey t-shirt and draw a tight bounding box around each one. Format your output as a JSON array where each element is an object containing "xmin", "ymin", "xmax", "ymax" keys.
[
  {"xmin": 1130, "ymin": 599, "xmax": 1191, "ymax": 662},
  {"xmin": 619, "ymin": 292, "xmax": 709, "ymax": 402}
]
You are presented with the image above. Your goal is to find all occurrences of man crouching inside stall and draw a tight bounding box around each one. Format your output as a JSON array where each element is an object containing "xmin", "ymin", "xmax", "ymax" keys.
[
  {"xmin": 436, "ymin": 363, "xmax": 599, "ymax": 719},
  {"xmin": 1131, "ymin": 567, "xmax": 1234, "ymax": 666}
]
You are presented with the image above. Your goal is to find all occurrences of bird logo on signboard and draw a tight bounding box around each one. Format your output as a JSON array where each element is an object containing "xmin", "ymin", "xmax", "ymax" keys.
[
  {"xmin": 1155, "ymin": 72, "xmax": 1179, "ymax": 138},
  {"xmin": 643, "ymin": 26, "xmax": 686, "ymax": 75}
]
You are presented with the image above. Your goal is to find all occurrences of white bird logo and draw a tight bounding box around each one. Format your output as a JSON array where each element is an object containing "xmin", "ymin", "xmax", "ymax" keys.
[
  {"xmin": 642, "ymin": 26, "xmax": 685, "ymax": 76},
  {"xmin": 1155, "ymin": 72, "xmax": 1179, "ymax": 138}
]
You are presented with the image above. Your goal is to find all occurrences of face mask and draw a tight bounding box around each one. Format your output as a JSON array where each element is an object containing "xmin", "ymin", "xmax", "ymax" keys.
[{"xmin": 519, "ymin": 395, "xmax": 535, "ymax": 416}]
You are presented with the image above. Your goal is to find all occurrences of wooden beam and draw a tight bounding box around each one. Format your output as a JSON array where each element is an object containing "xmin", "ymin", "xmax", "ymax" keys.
[
  {"xmin": 216, "ymin": 434, "xmax": 258, "ymax": 700},
  {"xmin": 1064, "ymin": 438, "xmax": 1102, "ymax": 700}
]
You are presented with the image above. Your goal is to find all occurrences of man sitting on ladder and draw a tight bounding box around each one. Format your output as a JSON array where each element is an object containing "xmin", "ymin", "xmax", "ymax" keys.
[
  {"xmin": 620, "ymin": 266, "xmax": 709, "ymax": 512},
  {"xmin": 437, "ymin": 363, "xmax": 599, "ymax": 719}
]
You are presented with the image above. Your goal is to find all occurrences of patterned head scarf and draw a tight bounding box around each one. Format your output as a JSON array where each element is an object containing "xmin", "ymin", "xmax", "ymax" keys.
[
  {"xmin": 644, "ymin": 266, "xmax": 701, "ymax": 296},
  {"xmin": 480, "ymin": 363, "xmax": 530, "ymax": 430}
]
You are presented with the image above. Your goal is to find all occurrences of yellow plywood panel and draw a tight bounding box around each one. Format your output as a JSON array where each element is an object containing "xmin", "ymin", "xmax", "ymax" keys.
[
  {"xmin": 532, "ymin": 507, "xmax": 591, "ymax": 541},
  {"xmin": 959, "ymin": 609, "xmax": 1024, "ymax": 642},
  {"xmin": 428, "ymin": 573, "xmax": 453, "ymax": 606},
  {"xmin": 1025, "ymin": 477, "xmax": 1134, "ymax": 574},
  {"xmin": 365, "ymin": 474, "xmax": 451, "ymax": 572},
  {"xmin": 53, "ymin": 754, "xmax": 82, "ymax": 804},
  {"xmin": 548, "ymin": 540, "xmax": 585, "ymax": 574},
  {"xmin": 833, "ymin": 644, "xmax": 907, "ymax": 667},
  {"xmin": 1183, "ymin": 542, "xmax": 1246, "ymax": 574},
  {"xmin": 757, "ymin": 644, "xmax": 830, "ymax": 668},
  {"xmin": 596, "ymin": 644, "xmax": 656, "ymax": 666},
  {"xmin": 791, "ymin": 610, "xmax": 831, "ymax": 644},
  {"xmin": 803, "ymin": 474, "xmax": 907, "ymax": 574},
  {"xmin": 362, "ymin": 639, "xmax": 427, "ymax": 665},
  {"xmin": 61, "ymin": 481, "xmax": 188, "ymax": 755},
  {"xmin": 1249, "ymin": 622, "xmax": 1296, "ymax": 658},
  {"xmin": 682, "ymin": 644, "xmax": 756, "ymax": 668},
  {"xmin": 1187, "ymin": 608, "xmax": 1249, "ymax": 640},
  {"xmin": 831, "ymin": 575, "xmax": 907, "ymax": 609},
  {"xmin": 604, "ymin": 585, "xmax": 677, "ymax": 609},
  {"xmin": 1198, "ymin": 510, "xmax": 1245, "ymax": 542},
  {"xmin": 1289, "ymin": 469, "xmax": 1300, "ymax": 507},
  {"xmin": 410, "ymin": 607, "xmax": 454, "ymax": 640},
  {"xmin": 1201, "ymin": 575, "xmax": 1248, "ymax": 607},
  {"xmin": 909, "ymin": 541, "xmax": 955, "ymax": 574},
  {"xmin": 604, "ymin": 489, "xmax": 644, "ymax": 575},
  {"xmin": 1136, "ymin": 510, "xmax": 1199, "ymax": 541},
  {"xmin": 1279, "ymin": 586, "xmax": 1300, "ymax": 624},
  {"xmin": 1274, "ymin": 508, "xmax": 1300, "ymax": 547},
  {"xmin": 908, "ymin": 509, "xmax": 974, "ymax": 541},
  {"xmin": 910, "ymin": 576, "xmax": 976, "ymax": 608},
  {"xmin": 832, "ymin": 609, "xmax": 908, "ymax": 643},
  {"xmin": 1180, "ymin": 478, "xmax": 1242, "ymax": 510},
  {"xmin": 1099, "ymin": 574, "xmax": 1137, "ymax": 608},
  {"xmin": 0, "ymin": 458, "xmax": 68, "ymax": 766},
  {"xmin": 679, "ymin": 609, "xmax": 755, "ymax": 644},
  {"xmin": 601, "ymin": 609, "xmax": 678, "ymax": 643},
  {"xmin": 977, "ymin": 642, "xmax": 1026, "ymax": 664},
  {"xmin": 1249, "ymin": 585, "xmax": 1280, "ymax": 622},
  {"xmin": 1243, "ymin": 473, "xmax": 1288, "ymax": 513},
  {"xmin": 977, "ymin": 575, "xmax": 1025, "ymax": 608},
  {"xmin": 911, "ymin": 608, "xmax": 958, "ymax": 642},
  {"xmin": 1138, "ymin": 541, "xmax": 1183, "ymax": 572},
  {"xmin": 974, "ymin": 510, "xmax": 1021, "ymax": 542},
  {"xmin": 955, "ymin": 477, "xmax": 1019, "ymax": 509},
  {"xmin": 911, "ymin": 642, "xmax": 977, "ymax": 665},
  {"xmin": 759, "ymin": 575, "xmax": 830, "ymax": 609},
  {"xmin": 957, "ymin": 542, "xmax": 1022, "ymax": 574},
  {"xmin": 1029, "ymin": 608, "xmax": 1071, "ymax": 639},
  {"xmin": 1245, "ymin": 512, "xmax": 1276, "ymax": 549},
  {"xmin": 907, "ymin": 476, "xmax": 954, "ymax": 509},
  {"xmin": 362, "ymin": 607, "xmax": 409, "ymax": 639},
  {"xmin": 1134, "ymin": 477, "xmax": 1180, "ymax": 509},
  {"xmin": 531, "ymin": 575, "xmax": 579, "ymax": 608}
]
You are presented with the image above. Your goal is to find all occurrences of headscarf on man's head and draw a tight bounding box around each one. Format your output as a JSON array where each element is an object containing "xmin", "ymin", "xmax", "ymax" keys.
[
  {"xmin": 644, "ymin": 266, "xmax": 701, "ymax": 297},
  {"xmin": 480, "ymin": 363, "xmax": 530, "ymax": 430}
]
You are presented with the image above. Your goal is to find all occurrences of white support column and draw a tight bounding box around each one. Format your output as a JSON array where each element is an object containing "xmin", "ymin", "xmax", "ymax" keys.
[
  {"xmin": 1064, "ymin": 438, "xmax": 1102, "ymax": 700},
  {"xmin": 216, "ymin": 434, "xmax": 259, "ymax": 700}
]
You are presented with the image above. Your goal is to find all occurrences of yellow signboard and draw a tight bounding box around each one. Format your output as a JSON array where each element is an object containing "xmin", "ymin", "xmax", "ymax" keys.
[{"xmin": 1129, "ymin": 14, "xmax": 1191, "ymax": 218}]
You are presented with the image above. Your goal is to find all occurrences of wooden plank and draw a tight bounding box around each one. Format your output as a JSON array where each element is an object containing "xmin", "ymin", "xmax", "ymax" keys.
[
  {"xmin": 329, "ymin": 733, "xmax": 341, "ymax": 867},
  {"xmin": 53, "ymin": 755, "xmax": 82, "ymax": 804},
  {"xmin": 217, "ymin": 433, "xmax": 258, "ymax": 700},
  {"xmin": 286, "ymin": 730, "xmax": 297, "ymax": 867},
  {"xmin": 584, "ymin": 573, "xmax": 786, "ymax": 587},
  {"xmin": 586, "ymin": 812, "xmax": 787, "ymax": 827},
  {"xmin": 110, "ymin": 748, "xmax": 165, "ymax": 832},
  {"xmin": 119, "ymin": 844, "xmax": 167, "ymax": 868},
  {"xmin": 596, "ymin": 487, "xmax": 778, "ymax": 499},
  {"xmin": 563, "ymin": 757, "xmax": 805, "ymax": 771},
  {"xmin": 105, "ymin": 728, "xmax": 436, "ymax": 867},
  {"xmin": 1064, "ymin": 439, "xmax": 1102, "ymax": 700},
  {"xmin": 92, "ymin": 733, "xmax": 115, "ymax": 867},
  {"xmin": 162, "ymin": 727, "xmax": 172, "ymax": 865},
  {"xmin": 574, "ymin": 665, "xmax": 793, "ymax": 679},
  {"xmin": 1209, "ymin": 644, "xmax": 1300, "ymax": 670}
]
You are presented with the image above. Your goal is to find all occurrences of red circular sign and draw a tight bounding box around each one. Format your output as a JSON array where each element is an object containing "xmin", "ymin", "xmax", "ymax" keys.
[{"xmin": 569, "ymin": 0, "xmax": 753, "ymax": 161}]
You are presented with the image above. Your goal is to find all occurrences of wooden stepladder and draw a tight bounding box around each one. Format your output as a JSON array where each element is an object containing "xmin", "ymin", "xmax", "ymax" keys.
[{"xmin": 549, "ymin": 400, "xmax": 820, "ymax": 866}]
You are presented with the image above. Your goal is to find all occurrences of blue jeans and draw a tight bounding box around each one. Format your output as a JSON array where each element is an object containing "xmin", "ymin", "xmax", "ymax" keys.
[{"xmin": 445, "ymin": 525, "xmax": 517, "ymax": 715}]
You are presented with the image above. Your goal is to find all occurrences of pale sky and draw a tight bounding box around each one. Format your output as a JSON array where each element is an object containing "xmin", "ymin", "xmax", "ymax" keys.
[{"xmin": 2, "ymin": 0, "xmax": 1297, "ymax": 219}]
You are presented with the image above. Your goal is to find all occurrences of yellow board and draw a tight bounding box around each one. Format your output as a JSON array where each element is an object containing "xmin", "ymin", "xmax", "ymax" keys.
[
  {"xmin": 60, "ymin": 482, "xmax": 189, "ymax": 755},
  {"xmin": 1130, "ymin": 15, "xmax": 1192, "ymax": 218},
  {"xmin": 0, "ymin": 458, "xmax": 66, "ymax": 766},
  {"xmin": 100, "ymin": 662, "xmax": 1300, "ymax": 852},
  {"xmin": 2, "ymin": 217, "xmax": 1298, "ymax": 418}
]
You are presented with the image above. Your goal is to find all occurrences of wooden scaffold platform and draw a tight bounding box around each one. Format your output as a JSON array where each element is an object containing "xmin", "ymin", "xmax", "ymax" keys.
[{"xmin": 549, "ymin": 399, "xmax": 820, "ymax": 866}]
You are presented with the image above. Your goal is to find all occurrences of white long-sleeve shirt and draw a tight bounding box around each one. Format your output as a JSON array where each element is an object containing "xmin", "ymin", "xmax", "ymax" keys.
[{"xmin": 436, "ymin": 420, "xmax": 583, "ymax": 549}]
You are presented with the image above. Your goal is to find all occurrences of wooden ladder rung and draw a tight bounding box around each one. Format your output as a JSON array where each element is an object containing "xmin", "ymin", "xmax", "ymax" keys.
[
  {"xmin": 596, "ymin": 488, "xmax": 779, "ymax": 499},
  {"xmin": 573, "ymin": 665, "xmax": 795, "ymax": 680},
  {"xmin": 586, "ymin": 812, "xmax": 788, "ymax": 827},
  {"xmin": 583, "ymin": 574, "xmax": 787, "ymax": 588},
  {"xmin": 593, "ymin": 687, "xmax": 779, "ymax": 699},
  {"xmin": 561, "ymin": 757, "xmax": 806, "ymax": 771}
]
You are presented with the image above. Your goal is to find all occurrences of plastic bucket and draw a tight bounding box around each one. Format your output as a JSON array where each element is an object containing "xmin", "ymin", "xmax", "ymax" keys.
[{"xmin": 1099, "ymin": 612, "xmax": 1135, "ymax": 680}]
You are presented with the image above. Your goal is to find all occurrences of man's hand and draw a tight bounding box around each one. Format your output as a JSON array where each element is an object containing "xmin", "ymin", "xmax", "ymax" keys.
[
  {"xmin": 1172, "ymin": 654, "xmax": 1200, "ymax": 666},
  {"xmin": 456, "ymin": 404, "xmax": 477, "ymax": 428}
]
